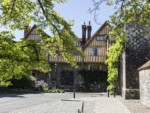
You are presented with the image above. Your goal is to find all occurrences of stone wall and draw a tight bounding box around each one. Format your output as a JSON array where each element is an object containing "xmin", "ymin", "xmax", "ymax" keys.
[
  {"xmin": 49, "ymin": 63, "xmax": 107, "ymax": 91},
  {"xmin": 33, "ymin": 62, "xmax": 107, "ymax": 92},
  {"xmin": 139, "ymin": 61, "xmax": 150, "ymax": 107}
]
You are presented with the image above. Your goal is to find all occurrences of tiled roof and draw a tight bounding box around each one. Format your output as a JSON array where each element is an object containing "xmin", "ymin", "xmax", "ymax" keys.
[{"xmin": 138, "ymin": 60, "xmax": 150, "ymax": 71}]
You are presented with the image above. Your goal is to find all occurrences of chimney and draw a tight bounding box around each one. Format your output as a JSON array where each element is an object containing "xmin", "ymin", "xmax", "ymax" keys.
[
  {"xmin": 82, "ymin": 22, "xmax": 86, "ymax": 45},
  {"xmin": 24, "ymin": 26, "xmax": 29, "ymax": 38},
  {"xmin": 87, "ymin": 21, "xmax": 92, "ymax": 41}
]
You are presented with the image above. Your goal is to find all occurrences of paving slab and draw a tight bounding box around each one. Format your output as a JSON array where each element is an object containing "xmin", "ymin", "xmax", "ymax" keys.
[
  {"xmin": 94, "ymin": 97, "xmax": 131, "ymax": 113},
  {"xmin": 80, "ymin": 96, "xmax": 131, "ymax": 113},
  {"xmin": 10, "ymin": 100, "xmax": 82, "ymax": 113},
  {"xmin": 120, "ymin": 99, "xmax": 150, "ymax": 113}
]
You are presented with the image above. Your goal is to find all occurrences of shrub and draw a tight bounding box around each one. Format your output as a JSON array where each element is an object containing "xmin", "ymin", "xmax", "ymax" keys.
[
  {"xmin": 47, "ymin": 88, "xmax": 65, "ymax": 93},
  {"xmin": 9, "ymin": 75, "xmax": 36, "ymax": 89},
  {"xmin": 35, "ymin": 80, "xmax": 48, "ymax": 91}
]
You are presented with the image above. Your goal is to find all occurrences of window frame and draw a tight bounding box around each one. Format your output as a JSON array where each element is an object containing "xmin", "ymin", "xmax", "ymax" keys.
[
  {"xmin": 91, "ymin": 47, "xmax": 101, "ymax": 56},
  {"xmin": 73, "ymin": 52, "xmax": 79, "ymax": 56},
  {"xmin": 96, "ymin": 35, "xmax": 105, "ymax": 41}
]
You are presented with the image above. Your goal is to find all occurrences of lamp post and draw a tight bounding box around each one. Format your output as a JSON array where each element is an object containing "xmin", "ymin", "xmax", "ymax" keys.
[
  {"xmin": 54, "ymin": 63, "xmax": 58, "ymax": 88},
  {"xmin": 73, "ymin": 73, "xmax": 76, "ymax": 99},
  {"xmin": 47, "ymin": 54, "xmax": 51, "ymax": 88},
  {"xmin": 48, "ymin": 72, "xmax": 51, "ymax": 88}
]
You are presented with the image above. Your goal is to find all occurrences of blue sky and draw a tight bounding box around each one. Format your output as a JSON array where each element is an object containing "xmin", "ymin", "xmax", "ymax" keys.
[
  {"xmin": 0, "ymin": 0, "xmax": 116, "ymax": 41},
  {"xmin": 54, "ymin": 0, "xmax": 116, "ymax": 38}
]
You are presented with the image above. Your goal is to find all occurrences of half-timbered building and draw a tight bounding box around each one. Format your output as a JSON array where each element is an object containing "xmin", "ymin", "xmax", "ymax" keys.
[{"xmin": 24, "ymin": 21, "xmax": 109, "ymax": 91}]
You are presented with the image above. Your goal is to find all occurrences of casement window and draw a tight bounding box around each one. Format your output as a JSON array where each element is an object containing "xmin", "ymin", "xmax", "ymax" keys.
[
  {"xmin": 73, "ymin": 52, "xmax": 79, "ymax": 56},
  {"xmin": 91, "ymin": 47, "xmax": 100, "ymax": 56},
  {"xmin": 97, "ymin": 35, "xmax": 104, "ymax": 41}
]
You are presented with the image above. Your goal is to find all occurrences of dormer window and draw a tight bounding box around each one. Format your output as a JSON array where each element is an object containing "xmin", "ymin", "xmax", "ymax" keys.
[{"xmin": 97, "ymin": 35, "xmax": 104, "ymax": 41}]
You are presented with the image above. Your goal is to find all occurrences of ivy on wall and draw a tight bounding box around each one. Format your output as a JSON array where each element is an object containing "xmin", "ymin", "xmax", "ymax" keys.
[{"xmin": 106, "ymin": 32, "xmax": 125, "ymax": 91}]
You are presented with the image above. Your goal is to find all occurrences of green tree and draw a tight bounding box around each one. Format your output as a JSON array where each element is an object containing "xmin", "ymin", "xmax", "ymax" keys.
[
  {"xmin": 0, "ymin": 0, "xmax": 83, "ymax": 86},
  {"xmin": 91, "ymin": 0, "xmax": 150, "ymax": 91}
]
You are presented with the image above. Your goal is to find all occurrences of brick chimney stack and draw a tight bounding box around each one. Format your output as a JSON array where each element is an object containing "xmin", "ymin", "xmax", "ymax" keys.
[
  {"xmin": 24, "ymin": 26, "xmax": 29, "ymax": 38},
  {"xmin": 82, "ymin": 22, "xmax": 87, "ymax": 45},
  {"xmin": 87, "ymin": 21, "xmax": 92, "ymax": 41}
]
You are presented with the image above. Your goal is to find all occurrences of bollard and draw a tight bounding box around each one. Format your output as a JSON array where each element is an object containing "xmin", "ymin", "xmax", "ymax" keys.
[
  {"xmin": 81, "ymin": 102, "xmax": 84, "ymax": 113},
  {"xmin": 78, "ymin": 109, "xmax": 81, "ymax": 113},
  {"xmin": 107, "ymin": 90, "xmax": 109, "ymax": 98},
  {"xmin": 114, "ymin": 89, "xmax": 116, "ymax": 97},
  {"xmin": 73, "ymin": 89, "xmax": 76, "ymax": 99}
]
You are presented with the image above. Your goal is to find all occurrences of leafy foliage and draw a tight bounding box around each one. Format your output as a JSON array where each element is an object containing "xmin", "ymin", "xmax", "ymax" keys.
[
  {"xmin": 36, "ymin": 82, "xmax": 49, "ymax": 91},
  {"xmin": 0, "ymin": 31, "xmax": 50, "ymax": 86},
  {"xmin": 0, "ymin": 0, "xmax": 83, "ymax": 86},
  {"xmin": 47, "ymin": 88, "xmax": 65, "ymax": 93},
  {"xmin": 106, "ymin": 34, "xmax": 125, "ymax": 91}
]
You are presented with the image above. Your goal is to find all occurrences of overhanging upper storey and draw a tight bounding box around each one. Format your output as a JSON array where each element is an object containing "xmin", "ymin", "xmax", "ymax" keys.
[{"xmin": 24, "ymin": 21, "xmax": 109, "ymax": 64}]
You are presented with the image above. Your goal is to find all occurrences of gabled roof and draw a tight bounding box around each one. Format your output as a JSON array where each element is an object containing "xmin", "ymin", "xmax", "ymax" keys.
[
  {"xmin": 24, "ymin": 24, "xmax": 37, "ymax": 39},
  {"xmin": 24, "ymin": 25, "xmax": 50, "ymax": 39},
  {"xmin": 84, "ymin": 21, "xmax": 108, "ymax": 48},
  {"xmin": 24, "ymin": 21, "xmax": 109, "ymax": 47},
  {"xmin": 24, "ymin": 25, "xmax": 82, "ymax": 46}
]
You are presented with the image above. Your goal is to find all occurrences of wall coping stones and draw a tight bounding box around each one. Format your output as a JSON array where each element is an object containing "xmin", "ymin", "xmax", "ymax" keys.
[{"xmin": 138, "ymin": 61, "xmax": 150, "ymax": 71}]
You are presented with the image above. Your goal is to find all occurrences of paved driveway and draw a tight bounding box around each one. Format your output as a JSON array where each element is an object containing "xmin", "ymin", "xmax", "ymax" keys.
[
  {"xmin": 1, "ymin": 92, "xmax": 149, "ymax": 113},
  {"xmin": 0, "ymin": 93, "xmax": 100, "ymax": 113}
]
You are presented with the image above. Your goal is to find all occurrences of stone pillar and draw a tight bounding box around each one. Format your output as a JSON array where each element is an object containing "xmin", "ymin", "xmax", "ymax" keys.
[
  {"xmin": 122, "ymin": 51, "xmax": 127, "ymax": 98},
  {"xmin": 121, "ymin": 22, "xmax": 150, "ymax": 99}
]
